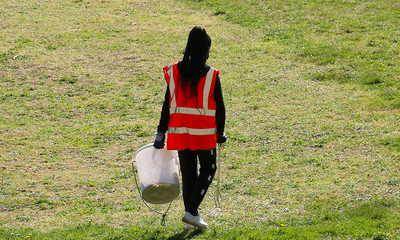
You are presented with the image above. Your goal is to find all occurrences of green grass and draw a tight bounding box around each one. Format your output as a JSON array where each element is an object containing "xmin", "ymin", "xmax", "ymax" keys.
[
  {"xmin": 1, "ymin": 0, "xmax": 400, "ymax": 239},
  {"xmin": 189, "ymin": 0, "xmax": 400, "ymax": 108},
  {"xmin": 1, "ymin": 199, "xmax": 400, "ymax": 239}
]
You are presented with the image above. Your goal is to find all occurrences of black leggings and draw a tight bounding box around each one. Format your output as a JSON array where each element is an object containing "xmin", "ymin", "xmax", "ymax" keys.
[{"xmin": 178, "ymin": 148, "xmax": 217, "ymax": 216}]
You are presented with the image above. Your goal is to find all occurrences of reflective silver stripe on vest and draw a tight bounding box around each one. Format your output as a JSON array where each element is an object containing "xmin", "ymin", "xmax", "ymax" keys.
[
  {"xmin": 202, "ymin": 68, "xmax": 215, "ymax": 114},
  {"xmin": 168, "ymin": 66, "xmax": 215, "ymax": 116},
  {"xmin": 168, "ymin": 127, "xmax": 217, "ymax": 135},
  {"xmin": 172, "ymin": 107, "xmax": 216, "ymax": 116},
  {"xmin": 167, "ymin": 64, "xmax": 176, "ymax": 111}
]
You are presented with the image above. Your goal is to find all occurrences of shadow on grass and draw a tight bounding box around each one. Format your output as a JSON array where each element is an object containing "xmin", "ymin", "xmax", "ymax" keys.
[{"xmin": 167, "ymin": 229, "xmax": 205, "ymax": 240}]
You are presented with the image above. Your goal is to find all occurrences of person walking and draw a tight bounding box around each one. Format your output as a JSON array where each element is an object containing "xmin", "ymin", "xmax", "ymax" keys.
[{"xmin": 153, "ymin": 26, "xmax": 226, "ymax": 229}]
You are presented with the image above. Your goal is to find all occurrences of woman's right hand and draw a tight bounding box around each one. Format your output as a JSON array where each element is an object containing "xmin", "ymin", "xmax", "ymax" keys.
[{"xmin": 153, "ymin": 132, "xmax": 165, "ymax": 149}]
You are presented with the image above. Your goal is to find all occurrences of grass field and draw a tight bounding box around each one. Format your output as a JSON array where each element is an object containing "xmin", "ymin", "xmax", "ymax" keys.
[{"xmin": 1, "ymin": 0, "xmax": 400, "ymax": 239}]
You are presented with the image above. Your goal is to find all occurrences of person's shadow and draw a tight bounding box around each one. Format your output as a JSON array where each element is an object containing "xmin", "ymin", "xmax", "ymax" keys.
[{"xmin": 167, "ymin": 228, "xmax": 205, "ymax": 240}]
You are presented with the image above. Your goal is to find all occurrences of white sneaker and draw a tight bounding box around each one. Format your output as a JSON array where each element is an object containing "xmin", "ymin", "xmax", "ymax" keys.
[
  {"xmin": 182, "ymin": 212, "xmax": 208, "ymax": 229},
  {"xmin": 184, "ymin": 223, "xmax": 194, "ymax": 230}
]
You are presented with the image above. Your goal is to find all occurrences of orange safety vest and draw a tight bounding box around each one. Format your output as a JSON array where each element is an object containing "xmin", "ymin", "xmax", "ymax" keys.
[{"xmin": 164, "ymin": 63, "xmax": 219, "ymax": 150}]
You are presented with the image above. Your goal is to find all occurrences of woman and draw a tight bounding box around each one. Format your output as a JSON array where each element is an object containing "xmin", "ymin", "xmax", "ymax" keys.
[{"xmin": 153, "ymin": 26, "xmax": 226, "ymax": 229}]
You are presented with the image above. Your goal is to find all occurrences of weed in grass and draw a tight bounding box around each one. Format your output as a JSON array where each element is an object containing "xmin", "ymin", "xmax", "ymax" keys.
[
  {"xmin": 380, "ymin": 135, "xmax": 400, "ymax": 152},
  {"xmin": 59, "ymin": 76, "xmax": 79, "ymax": 84},
  {"xmin": 34, "ymin": 198, "xmax": 55, "ymax": 210},
  {"xmin": 14, "ymin": 215, "xmax": 31, "ymax": 222}
]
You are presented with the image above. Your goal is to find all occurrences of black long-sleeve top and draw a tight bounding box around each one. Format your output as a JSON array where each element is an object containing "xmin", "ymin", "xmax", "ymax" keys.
[{"xmin": 157, "ymin": 62, "xmax": 226, "ymax": 136}]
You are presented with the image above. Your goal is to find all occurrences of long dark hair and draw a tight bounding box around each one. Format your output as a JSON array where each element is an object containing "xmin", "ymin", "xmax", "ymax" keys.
[{"xmin": 179, "ymin": 26, "xmax": 212, "ymax": 100}]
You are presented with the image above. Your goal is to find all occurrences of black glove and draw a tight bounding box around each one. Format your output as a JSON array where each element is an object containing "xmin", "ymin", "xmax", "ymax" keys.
[
  {"xmin": 153, "ymin": 132, "xmax": 165, "ymax": 149},
  {"xmin": 217, "ymin": 132, "xmax": 227, "ymax": 143}
]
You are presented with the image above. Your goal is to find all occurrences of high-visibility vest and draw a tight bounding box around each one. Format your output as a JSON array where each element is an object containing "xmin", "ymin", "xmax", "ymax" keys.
[{"xmin": 164, "ymin": 63, "xmax": 219, "ymax": 150}]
